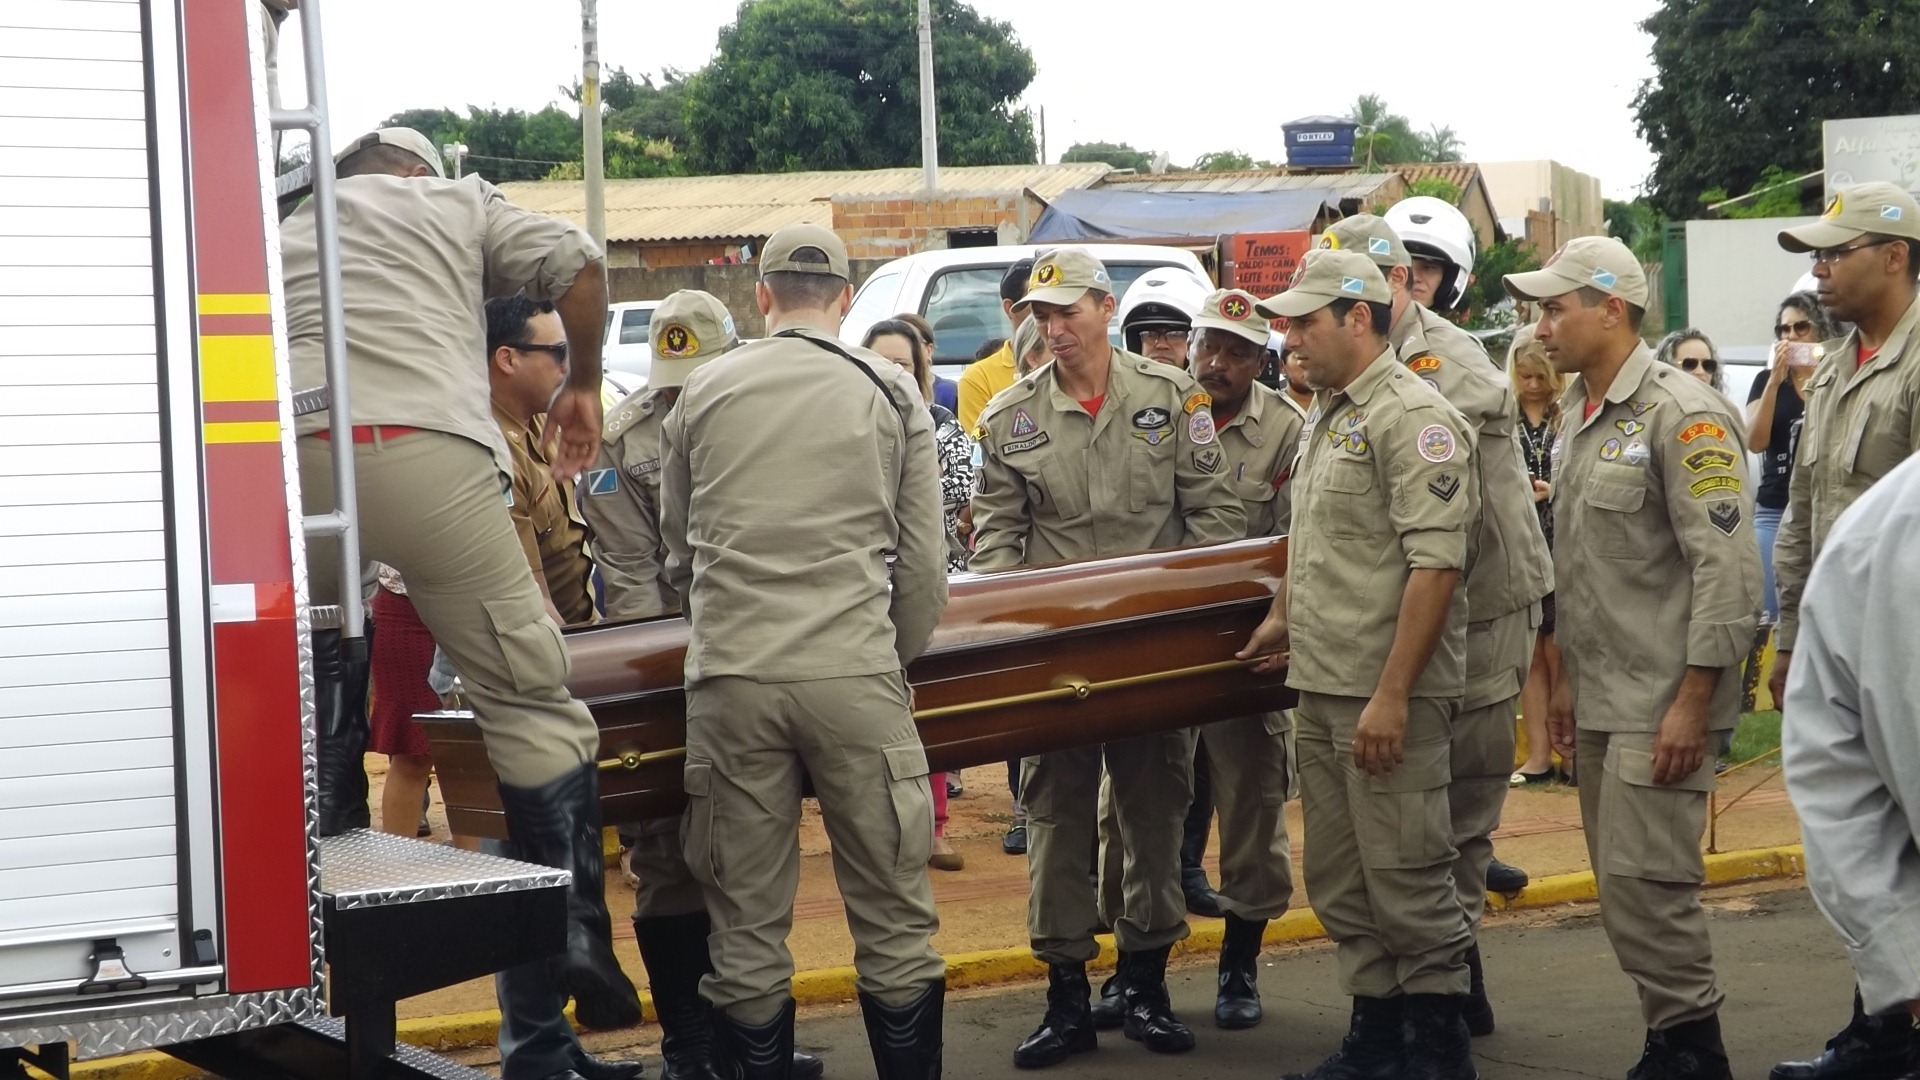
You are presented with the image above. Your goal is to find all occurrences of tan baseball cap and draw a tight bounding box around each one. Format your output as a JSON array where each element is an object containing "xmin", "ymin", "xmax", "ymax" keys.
[
  {"xmin": 648, "ymin": 290, "xmax": 738, "ymax": 390},
  {"xmin": 760, "ymin": 224, "xmax": 850, "ymax": 278},
  {"xmin": 1015, "ymin": 247, "xmax": 1115, "ymax": 311},
  {"xmin": 1255, "ymin": 249, "xmax": 1392, "ymax": 319},
  {"xmin": 334, "ymin": 127, "xmax": 445, "ymax": 178},
  {"xmin": 1503, "ymin": 235, "xmax": 1648, "ymax": 307},
  {"xmin": 1190, "ymin": 289, "xmax": 1271, "ymax": 347},
  {"xmin": 1318, "ymin": 215, "xmax": 1410, "ymax": 268},
  {"xmin": 1778, "ymin": 182, "xmax": 1920, "ymax": 253}
]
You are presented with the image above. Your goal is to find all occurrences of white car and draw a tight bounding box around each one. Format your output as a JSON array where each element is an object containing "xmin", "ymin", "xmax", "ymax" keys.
[
  {"xmin": 841, "ymin": 244, "xmax": 1211, "ymax": 381},
  {"xmin": 603, "ymin": 300, "xmax": 661, "ymax": 380}
]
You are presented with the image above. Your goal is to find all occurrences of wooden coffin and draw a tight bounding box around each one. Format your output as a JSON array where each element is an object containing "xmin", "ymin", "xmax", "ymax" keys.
[{"xmin": 423, "ymin": 535, "xmax": 1291, "ymax": 838}]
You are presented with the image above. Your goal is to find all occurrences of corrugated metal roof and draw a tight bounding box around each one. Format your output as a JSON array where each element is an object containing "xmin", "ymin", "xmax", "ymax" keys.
[
  {"xmin": 499, "ymin": 163, "xmax": 1111, "ymax": 242},
  {"xmin": 1099, "ymin": 170, "xmax": 1396, "ymax": 197},
  {"xmin": 1395, "ymin": 162, "xmax": 1482, "ymax": 193}
]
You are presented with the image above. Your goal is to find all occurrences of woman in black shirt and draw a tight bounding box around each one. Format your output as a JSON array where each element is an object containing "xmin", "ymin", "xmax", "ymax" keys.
[{"xmin": 1745, "ymin": 291, "xmax": 1834, "ymax": 622}]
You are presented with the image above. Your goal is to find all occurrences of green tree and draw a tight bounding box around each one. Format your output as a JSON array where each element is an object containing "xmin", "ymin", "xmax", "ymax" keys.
[
  {"xmin": 1061, "ymin": 141, "xmax": 1151, "ymax": 171},
  {"xmin": 1352, "ymin": 94, "xmax": 1420, "ymax": 168},
  {"xmin": 683, "ymin": 0, "xmax": 1037, "ymax": 175},
  {"xmin": 1605, "ymin": 197, "xmax": 1669, "ymax": 262},
  {"xmin": 1416, "ymin": 124, "xmax": 1464, "ymax": 163},
  {"xmin": 1407, "ymin": 177, "xmax": 1463, "ymax": 202},
  {"xmin": 1463, "ymin": 239, "xmax": 1542, "ymax": 330},
  {"xmin": 1633, "ymin": 0, "xmax": 1920, "ymax": 220},
  {"xmin": 1192, "ymin": 150, "xmax": 1271, "ymax": 172},
  {"xmin": 1699, "ymin": 164, "xmax": 1811, "ymax": 218}
]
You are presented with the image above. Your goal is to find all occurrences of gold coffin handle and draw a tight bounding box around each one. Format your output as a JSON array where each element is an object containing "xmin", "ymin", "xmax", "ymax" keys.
[{"xmin": 594, "ymin": 657, "xmax": 1264, "ymax": 771}]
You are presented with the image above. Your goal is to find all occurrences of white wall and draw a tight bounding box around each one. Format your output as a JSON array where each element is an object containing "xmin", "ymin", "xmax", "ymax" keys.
[{"xmin": 1684, "ymin": 217, "xmax": 1818, "ymax": 353}]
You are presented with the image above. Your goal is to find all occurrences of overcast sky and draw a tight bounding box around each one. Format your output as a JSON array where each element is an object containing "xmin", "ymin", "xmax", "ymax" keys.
[{"xmin": 279, "ymin": 0, "xmax": 1662, "ymax": 198}]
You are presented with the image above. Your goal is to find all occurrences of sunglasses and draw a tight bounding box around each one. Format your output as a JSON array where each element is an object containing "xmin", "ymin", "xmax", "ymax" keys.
[
  {"xmin": 513, "ymin": 341, "xmax": 569, "ymax": 363},
  {"xmin": 1775, "ymin": 319, "xmax": 1813, "ymax": 338},
  {"xmin": 1680, "ymin": 357, "xmax": 1718, "ymax": 374}
]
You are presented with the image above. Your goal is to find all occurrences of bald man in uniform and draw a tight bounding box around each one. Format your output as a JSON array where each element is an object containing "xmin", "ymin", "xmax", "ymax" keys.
[
  {"xmin": 661, "ymin": 225, "xmax": 948, "ymax": 1080},
  {"xmin": 1319, "ymin": 215, "xmax": 1553, "ymax": 1033},
  {"xmin": 971, "ymin": 248, "xmax": 1246, "ymax": 1069},
  {"xmin": 1241, "ymin": 249, "xmax": 1480, "ymax": 1080},
  {"xmin": 1506, "ymin": 237, "xmax": 1759, "ymax": 1080},
  {"xmin": 282, "ymin": 128, "xmax": 641, "ymax": 1047}
]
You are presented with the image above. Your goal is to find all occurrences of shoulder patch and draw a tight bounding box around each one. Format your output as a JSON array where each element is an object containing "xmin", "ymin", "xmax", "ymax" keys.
[
  {"xmin": 1417, "ymin": 424, "xmax": 1456, "ymax": 463},
  {"xmin": 1682, "ymin": 447, "xmax": 1737, "ymax": 473},
  {"xmin": 1184, "ymin": 391, "xmax": 1212, "ymax": 415},
  {"xmin": 1408, "ymin": 354, "xmax": 1442, "ymax": 375},
  {"xmin": 1678, "ymin": 421, "xmax": 1728, "ymax": 444},
  {"xmin": 586, "ymin": 468, "xmax": 619, "ymax": 496}
]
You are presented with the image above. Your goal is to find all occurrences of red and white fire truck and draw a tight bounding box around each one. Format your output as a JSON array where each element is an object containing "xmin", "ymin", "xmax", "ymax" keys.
[{"xmin": 1, "ymin": 3, "xmax": 568, "ymax": 1077}]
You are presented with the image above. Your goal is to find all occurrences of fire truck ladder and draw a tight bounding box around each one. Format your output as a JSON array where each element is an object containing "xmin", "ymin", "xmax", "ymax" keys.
[{"xmin": 157, "ymin": 6, "xmax": 573, "ymax": 1080}]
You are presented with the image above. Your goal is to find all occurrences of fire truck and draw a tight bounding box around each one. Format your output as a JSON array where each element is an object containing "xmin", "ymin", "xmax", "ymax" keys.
[{"xmin": 0, "ymin": 2, "xmax": 569, "ymax": 1076}]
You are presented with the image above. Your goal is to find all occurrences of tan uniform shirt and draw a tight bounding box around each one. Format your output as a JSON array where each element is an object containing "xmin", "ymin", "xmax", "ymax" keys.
[
  {"xmin": 282, "ymin": 174, "xmax": 600, "ymax": 480},
  {"xmin": 1391, "ymin": 303, "xmax": 1553, "ymax": 629},
  {"xmin": 1774, "ymin": 292, "xmax": 1920, "ymax": 652},
  {"xmin": 495, "ymin": 403, "xmax": 597, "ymax": 627},
  {"xmin": 661, "ymin": 327, "xmax": 947, "ymax": 683},
  {"xmin": 969, "ymin": 350, "xmax": 1247, "ymax": 569},
  {"xmin": 1215, "ymin": 382, "xmax": 1304, "ymax": 537},
  {"xmin": 580, "ymin": 387, "xmax": 677, "ymax": 620},
  {"xmin": 1549, "ymin": 344, "xmax": 1761, "ymax": 732},
  {"xmin": 1286, "ymin": 349, "xmax": 1478, "ymax": 700}
]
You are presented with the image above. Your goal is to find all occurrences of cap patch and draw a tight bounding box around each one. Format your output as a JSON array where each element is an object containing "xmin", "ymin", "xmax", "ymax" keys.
[
  {"xmin": 1010, "ymin": 408, "xmax": 1037, "ymax": 437},
  {"xmin": 1033, "ymin": 262, "xmax": 1062, "ymax": 286},
  {"xmin": 1884, "ymin": 204, "xmax": 1905, "ymax": 221},
  {"xmin": 1220, "ymin": 295, "xmax": 1251, "ymax": 320},
  {"xmin": 1417, "ymin": 424, "xmax": 1455, "ymax": 463},
  {"xmin": 1590, "ymin": 268, "xmax": 1618, "ymax": 289},
  {"xmin": 1320, "ymin": 233, "xmax": 1342, "ymax": 250},
  {"xmin": 1093, "ymin": 269, "xmax": 1111, "ymax": 285},
  {"xmin": 1823, "ymin": 193, "xmax": 1845, "ymax": 219},
  {"xmin": 1339, "ymin": 276, "xmax": 1366, "ymax": 295},
  {"xmin": 658, "ymin": 324, "xmax": 698, "ymax": 358},
  {"xmin": 1368, "ymin": 237, "xmax": 1392, "ymax": 256}
]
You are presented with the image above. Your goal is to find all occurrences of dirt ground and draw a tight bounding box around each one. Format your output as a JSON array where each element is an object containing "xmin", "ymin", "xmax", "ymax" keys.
[{"xmin": 364, "ymin": 752, "xmax": 1801, "ymax": 1025}]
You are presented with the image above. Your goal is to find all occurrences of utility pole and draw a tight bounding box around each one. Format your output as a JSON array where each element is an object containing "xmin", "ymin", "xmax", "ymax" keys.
[
  {"xmin": 917, "ymin": 0, "xmax": 938, "ymax": 191},
  {"xmin": 1038, "ymin": 105, "xmax": 1046, "ymax": 164},
  {"xmin": 581, "ymin": 0, "xmax": 606, "ymax": 248}
]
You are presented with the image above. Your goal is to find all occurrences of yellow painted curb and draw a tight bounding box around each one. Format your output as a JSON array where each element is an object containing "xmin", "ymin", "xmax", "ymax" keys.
[{"xmin": 68, "ymin": 844, "xmax": 1806, "ymax": 1076}]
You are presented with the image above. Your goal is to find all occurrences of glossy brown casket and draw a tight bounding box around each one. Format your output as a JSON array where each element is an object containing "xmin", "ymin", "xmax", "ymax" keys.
[{"xmin": 422, "ymin": 535, "xmax": 1291, "ymax": 838}]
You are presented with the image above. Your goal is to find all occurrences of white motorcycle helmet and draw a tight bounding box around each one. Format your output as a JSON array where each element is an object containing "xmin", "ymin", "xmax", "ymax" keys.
[
  {"xmin": 1118, "ymin": 267, "xmax": 1211, "ymax": 352},
  {"xmin": 1385, "ymin": 196, "xmax": 1476, "ymax": 313}
]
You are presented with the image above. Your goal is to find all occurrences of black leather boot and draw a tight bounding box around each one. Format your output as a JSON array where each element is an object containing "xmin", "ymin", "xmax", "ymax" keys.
[
  {"xmin": 713, "ymin": 999, "xmax": 796, "ymax": 1080},
  {"xmin": 1013, "ymin": 962, "xmax": 1096, "ymax": 1069},
  {"xmin": 1461, "ymin": 945, "xmax": 1495, "ymax": 1037},
  {"xmin": 1771, "ymin": 989, "xmax": 1920, "ymax": 1080},
  {"xmin": 311, "ymin": 628, "xmax": 372, "ymax": 836},
  {"xmin": 499, "ymin": 764, "xmax": 642, "ymax": 1031},
  {"xmin": 1485, "ymin": 859, "xmax": 1529, "ymax": 894},
  {"xmin": 1279, "ymin": 996, "xmax": 1407, "ymax": 1080},
  {"xmin": 1215, "ymin": 913, "xmax": 1265, "ymax": 1029},
  {"xmin": 1406, "ymin": 994, "xmax": 1478, "ymax": 1080},
  {"xmin": 1181, "ymin": 754, "xmax": 1223, "ymax": 917},
  {"xmin": 859, "ymin": 981, "xmax": 944, "ymax": 1080},
  {"xmin": 1628, "ymin": 1014, "xmax": 1733, "ymax": 1080},
  {"xmin": 1120, "ymin": 945, "xmax": 1194, "ymax": 1054},
  {"xmin": 568, "ymin": 1053, "xmax": 645, "ymax": 1080},
  {"xmin": 634, "ymin": 912, "xmax": 724, "ymax": 1080},
  {"xmin": 1089, "ymin": 963, "xmax": 1127, "ymax": 1030}
]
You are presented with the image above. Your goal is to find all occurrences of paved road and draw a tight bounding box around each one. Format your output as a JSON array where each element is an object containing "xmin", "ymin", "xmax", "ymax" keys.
[{"xmin": 776, "ymin": 887, "xmax": 1853, "ymax": 1080}]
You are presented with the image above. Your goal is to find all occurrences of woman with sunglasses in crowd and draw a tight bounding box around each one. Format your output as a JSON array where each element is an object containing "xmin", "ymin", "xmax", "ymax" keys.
[
  {"xmin": 1746, "ymin": 291, "xmax": 1836, "ymax": 623},
  {"xmin": 1654, "ymin": 327, "xmax": 1729, "ymax": 397}
]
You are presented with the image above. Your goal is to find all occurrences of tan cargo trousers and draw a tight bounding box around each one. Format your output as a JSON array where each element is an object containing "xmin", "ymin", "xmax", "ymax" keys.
[
  {"xmin": 1452, "ymin": 605, "xmax": 1537, "ymax": 928},
  {"xmin": 1024, "ymin": 730, "xmax": 1195, "ymax": 963},
  {"xmin": 681, "ymin": 672, "xmax": 944, "ymax": 1022},
  {"xmin": 1097, "ymin": 714, "xmax": 1295, "ymax": 924},
  {"xmin": 297, "ymin": 432, "xmax": 597, "ymax": 788},
  {"xmin": 628, "ymin": 815, "xmax": 705, "ymax": 920},
  {"xmin": 1577, "ymin": 727, "xmax": 1724, "ymax": 1029},
  {"xmin": 1297, "ymin": 692, "xmax": 1472, "ymax": 997}
]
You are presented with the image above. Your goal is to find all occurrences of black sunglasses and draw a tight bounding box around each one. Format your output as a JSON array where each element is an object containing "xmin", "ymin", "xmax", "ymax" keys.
[
  {"xmin": 1775, "ymin": 319, "xmax": 1813, "ymax": 338},
  {"xmin": 1680, "ymin": 357, "xmax": 1718, "ymax": 373},
  {"xmin": 513, "ymin": 341, "xmax": 569, "ymax": 363}
]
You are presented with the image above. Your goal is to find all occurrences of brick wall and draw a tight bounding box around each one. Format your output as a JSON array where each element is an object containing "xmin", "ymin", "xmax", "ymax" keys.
[
  {"xmin": 607, "ymin": 258, "xmax": 891, "ymax": 339},
  {"xmin": 831, "ymin": 190, "xmax": 1037, "ymax": 260}
]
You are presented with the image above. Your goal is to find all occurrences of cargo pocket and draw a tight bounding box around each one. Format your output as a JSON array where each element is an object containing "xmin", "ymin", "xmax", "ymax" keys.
[
  {"xmin": 1321, "ymin": 461, "xmax": 1376, "ymax": 540},
  {"xmin": 883, "ymin": 740, "xmax": 934, "ymax": 877},
  {"xmin": 680, "ymin": 760, "xmax": 722, "ymax": 890},
  {"xmin": 1601, "ymin": 741, "xmax": 1710, "ymax": 883},
  {"xmin": 1356, "ymin": 737, "xmax": 1453, "ymax": 869},
  {"xmin": 1037, "ymin": 458, "xmax": 1088, "ymax": 523},
  {"xmin": 1128, "ymin": 441, "xmax": 1174, "ymax": 513},
  {"xmin": 1583, "ymin": 467, "xmax": 1646, "ymax": 559},
  {"xmin": 1263, "ymin": 711, "xmax": 1296, "ymax": 804},
  {"xmin": 482, "ymin": 595, "xmax": 570, "ymax": 692}
]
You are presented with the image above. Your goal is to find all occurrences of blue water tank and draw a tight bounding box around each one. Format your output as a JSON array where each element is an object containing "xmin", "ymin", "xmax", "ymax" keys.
[{"xmin": 1283, "ymin": 115, "xmax": 1358, "ymax": 168}]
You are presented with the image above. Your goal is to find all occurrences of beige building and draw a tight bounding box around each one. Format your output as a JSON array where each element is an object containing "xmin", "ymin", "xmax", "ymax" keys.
[{"xmin": 1477, "ymin": 160, "xmax": 1606, "ymax": 257}]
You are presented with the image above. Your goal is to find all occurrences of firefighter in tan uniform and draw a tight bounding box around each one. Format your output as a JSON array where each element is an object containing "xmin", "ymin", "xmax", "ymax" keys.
[
  {"xmin": 661, "ymin": 225, "xmax": 948, "ymax": 1080},
  {"xmin": 970, "ymin": 248, "xmax": 1246, "ymax": 1069},
  {"xmin": 577, "ymin": 292, "xmax": 829, "ymax": 1080},
  {"xmin": 1505, "ymin": 237, "xmax": 1760, "ymax": 1080},
  {"xmin": 1240, "ymin": 249, "xmax": 1481, "ymax": 1080},
  {"xmin": 583, "ymin": 290, "xmax": 739, "ymax": 622},
  {"xmin": 1320, "ymin": 215, "xmax": 1553, "ymax": 1035},
  {"xmin": 281, "ymin": 129, "xmax": 643, "ymax": 1048},
  {"xmin": 1185, "ymin": 290, "xmax": 1304, "ymax": 1030},
  {"xmin": 1767, "ymin": 183, "xmax": 1920, "ymax": 1080}
]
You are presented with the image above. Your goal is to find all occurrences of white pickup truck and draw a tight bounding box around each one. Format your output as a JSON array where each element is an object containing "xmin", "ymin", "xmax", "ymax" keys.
[
  {"xmin": 602, "ymin": 299, "xmax": 662, "ymax": 380},
  {"xmin": 841, "ymin": 244, "xmax": 1210, "ymax": 380}
]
